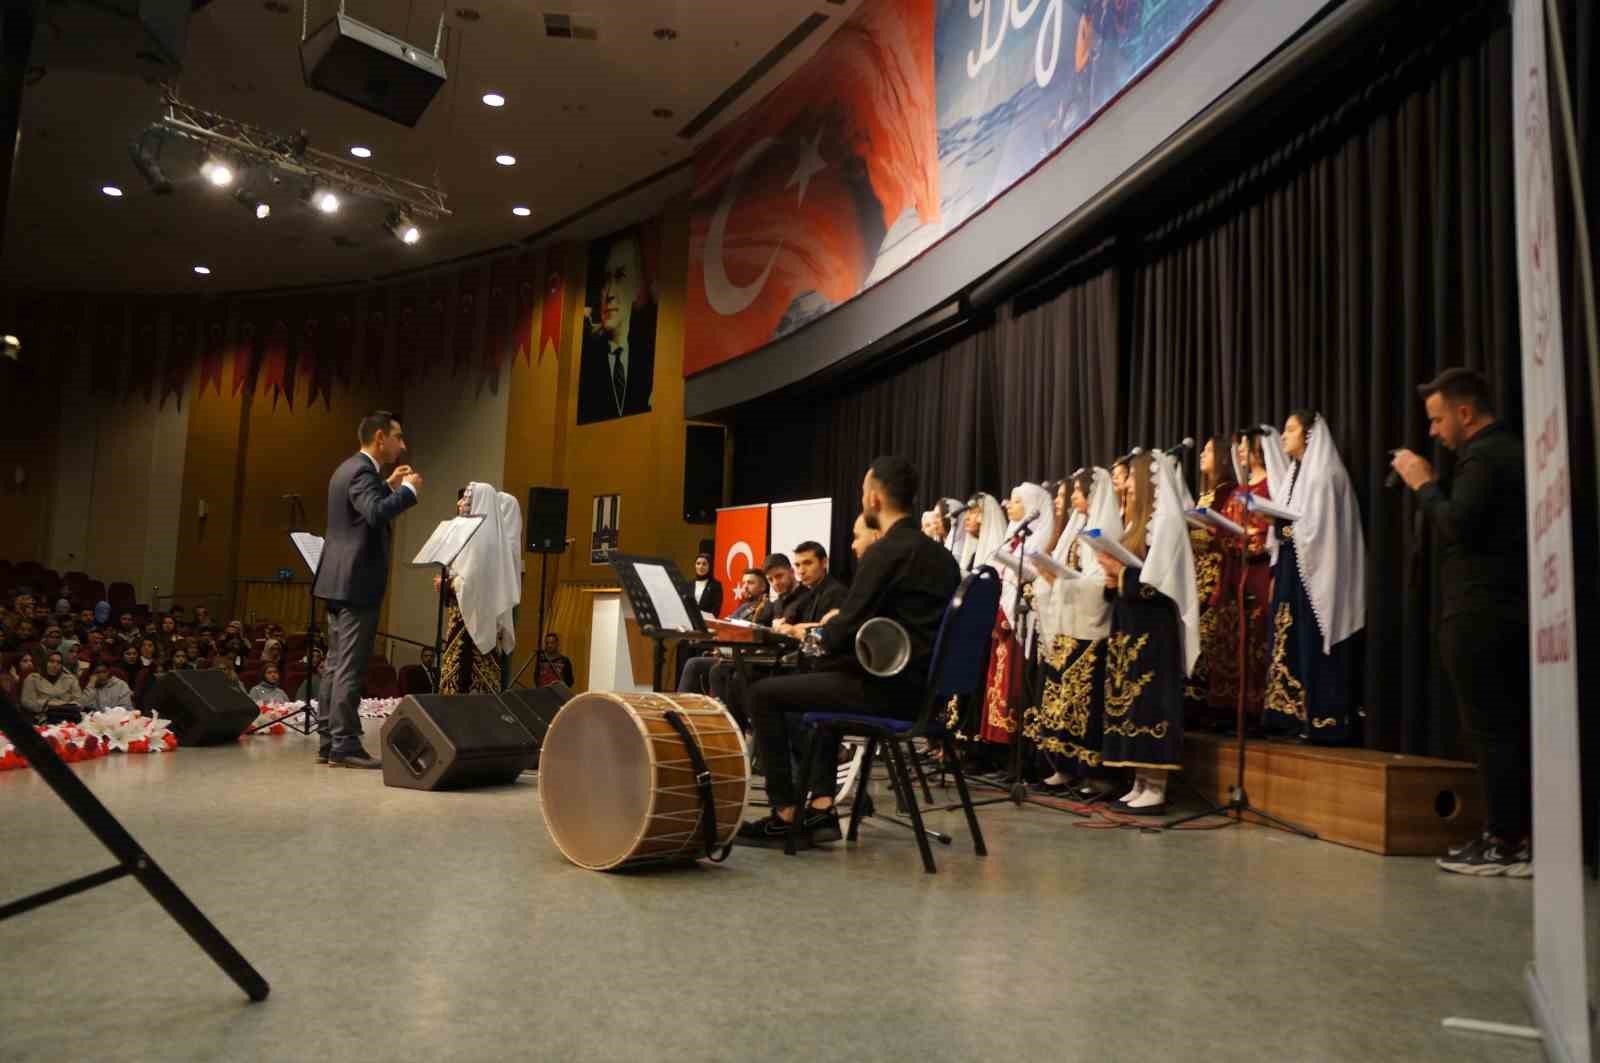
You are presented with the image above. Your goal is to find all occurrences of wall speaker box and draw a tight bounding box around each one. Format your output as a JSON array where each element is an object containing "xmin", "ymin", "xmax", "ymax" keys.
[
  {"xmin": 147, "ymin": 670, "xmax": 258, "ymax": 746},
  {"xmin": 496, "ymin": 684, "xmax": 573, "ymax": 769},
  {"xmin": 683, "ymin": 424, "xmax": 725, "ymax": 524},
  {"xmin": 300, "ymin": 14, "xmax": 446, "ymax": 127},
  {"xmin": 380, "ymin": 694, "xmax": 537, "ymax": 790},
  {"xmin": 527, "ymin": 487, "xmax": 569, "ymax": 554}
]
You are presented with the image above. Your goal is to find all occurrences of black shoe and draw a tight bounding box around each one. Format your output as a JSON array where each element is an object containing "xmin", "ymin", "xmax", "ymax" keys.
[
  {"xmin": 316, "ymin": 746, "xmax": 331, "ymax": 764},
  {"xmin": 735, "ymin": 814, "xmax": 809, "ymax": 850},
  {"xmin": 1438, "ymin": 834, "xmax": 1529, "ymax": 877},
  {"xmin": 1123, "ymin": 802, "xmax": 1168, "ymax": 817},
  {"xmin": 328, "ymin": 748, "xmax": 382, "ymax": 769},
  {"xmin": 802, "ymin": 807, "xmax": 842, "ymax": 844}
]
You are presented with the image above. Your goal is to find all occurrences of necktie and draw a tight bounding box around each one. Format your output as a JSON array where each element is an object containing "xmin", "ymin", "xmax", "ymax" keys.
[{"xmin": 611, "ymin": 349, "xmax": 626, "ymax": 413}]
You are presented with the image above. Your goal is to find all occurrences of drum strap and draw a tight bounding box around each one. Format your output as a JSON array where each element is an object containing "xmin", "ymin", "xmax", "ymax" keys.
[{"xmin": 661, "ymin": 709, "xmax": 732, "ymax": 864}]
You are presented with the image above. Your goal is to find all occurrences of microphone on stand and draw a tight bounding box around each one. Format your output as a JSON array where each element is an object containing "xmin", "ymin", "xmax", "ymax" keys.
[
  {"xmin": 1385, "ymin": 449, "xmax": 1403, "ymax": 489},
  {"xmin": 1165, "ymin": 437, "xmax": 1195, "ymax": 456}
]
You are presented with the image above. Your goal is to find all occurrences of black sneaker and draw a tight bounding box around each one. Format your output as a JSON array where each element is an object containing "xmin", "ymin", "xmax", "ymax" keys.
[
  {"xmin": 735, "ymin": 814, "xmax": 809, "ymax": 850},
  {"xmin": 328, "ymin": 747, "xmax": 382, "ymax": 770},
  {"xmin": 1438, "ymin": 834, "xmax": 1526, "ymax": 877},
  {"xmin": 802, "ymin": 807, "xmax": 842, "ymax": 844},
  {"xmin": 1506, "ymin": 838, "xmax": 1533, "ymax": 879}
]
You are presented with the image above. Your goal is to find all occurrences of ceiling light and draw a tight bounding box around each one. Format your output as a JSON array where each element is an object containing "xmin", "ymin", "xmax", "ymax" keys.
[
  {"xmin": 482, "ymin": 92, "xmax": 505, "ymax": 107},
  {"xmin": 384, "ymin": 209, "xmax": 420, "ymax": 245},
  {"xmin": 512, "ymin": 205, "xmax": 531, "ymax": 217},
  {"xmin": 233, "ymin": 185, "xmax": 271, "ymax": 219},
  {"xmin": 494, "ymin": 153, "xmax": 516, "ymax": 166},
  {"xmin": 349, "ymin": 145, "xmax": 372, "ymax": 159},
  {"xmin": 101, "ymin": 185, "xmax": 123, "ymax": 197},
  {"xmin": 301, "ymin": 186, "xmax": 341, "ymax": 214},
  {"xmin": 193, "ymin": 265, "xmax": 212, "ymax": 275},
  {"xmin": 256, "ymin": 202, "xmax": 271, "ymax": 219},
  {"xmin": 127, "ymin": 129, "xmax": 172, "ymax": 195},
  {"xmin": 201, "ymin": 158, "xmax": 235, "ymax": 188}
]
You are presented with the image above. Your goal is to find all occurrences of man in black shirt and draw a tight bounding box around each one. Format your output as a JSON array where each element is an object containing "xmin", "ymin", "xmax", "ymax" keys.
[
  {"xmin": 736, "ymin": 456, "xmax": 961, "ymax": 848},
  {"xmin": 774, "ymin": 541, "xmax": 848, "ymax": 636},
  {"xmin": 1393, "ymin": 367, "xmax": 1531, "ymax": 877}
]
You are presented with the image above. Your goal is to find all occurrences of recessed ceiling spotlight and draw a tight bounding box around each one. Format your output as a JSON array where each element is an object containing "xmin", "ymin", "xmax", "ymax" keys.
[
  {"xmin": 651, "ymin": 108, "xmax": 674, "ymax": 119},
  {"xmin": 101, "ymin": 185, "xmax": 123, "ymax": 197},
  {"xmin": 494, "ymin": 153, "xmax": 516, "ymax": 166},
  {"xmin": 255, "ymin": 202, "xmax": 271, "ymax": 219},
  {"xmin": 200, "ymin": 158, "xmax": 235, "ymax": 188},
  {"xmin": 233, "ymin": 185, "xmax": 271, "ymax": 219},
  {"xmin": 653, "ymin": 27, "xmax": 677, "ymax": 40},
  {"xmin": 349, "ymin": 145, "xmax": 372, "ymax": 159},
  {"xmin": 512, "ymin": 205, "xmax": 531, "ymax": 217},
  {"xmin": 193, "ymin": 265, "xmax": 212, "ymax": 275},
  {"xmin": 482, "ymin": 91, "xmax": 505, "ymax": 107}
]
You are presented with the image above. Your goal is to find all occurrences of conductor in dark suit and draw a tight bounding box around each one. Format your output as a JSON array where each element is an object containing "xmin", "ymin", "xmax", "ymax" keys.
[
  {"xmin": 577, "ymin": 231, "xmax": 656, "ymax": 425},
  {"xmin": 312, "ymin": 411, "xmax": 422, "ymax": 768}
]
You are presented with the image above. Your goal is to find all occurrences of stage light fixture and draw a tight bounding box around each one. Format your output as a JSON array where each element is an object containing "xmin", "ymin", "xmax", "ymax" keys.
[
  {"xmin": 385, "ymin": 209, "xmax": 421, "ymax": 245},
  {"xmin": 193, "ymin": 265, "xmax": 212, "ymax": 275},
  {"xmin": 350, "ymin": 145, "xmax": 372, "ymax": 159},
  {"xmin": 201, "ymin": 158, "xmax": 235, "ymax": 188},
  {"xmin": 233, "ymin": 185, "xmax": 271, "ymax": 219},
  {"xmin": 494, "ymin": 153, "xmax": 516, "ymax": 166},
  {"xmin": 127, "ymin": 129, "xmax": 173, "ymax": 195},
  {"xmin": 482, "ymin": 92, "xmax": 505, "ymax": 107},
  {"xmin": 101, "ymin": 185, "xmax": 123, "ymax": 197},
  {"xmin": 256, "ymin": 202, "xmax": 272, "ymax": 219},
  {"xmin": 301, "ymin": 185, "xmax": 341, "ymax": 214},
  {"xmin": 512, "ymin": 205, "xmax": 530, "ymax": 217}
]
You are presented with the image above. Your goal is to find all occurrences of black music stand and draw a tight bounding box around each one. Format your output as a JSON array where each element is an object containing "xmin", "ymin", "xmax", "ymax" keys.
[
  {"xmin": 247, "ymin": 530, "xmax": 324, "ymax": 736},
  {"xmin": 409, "ymin": 515, "xmax": 487, "ymax": 667},
  {"xmin": 606, "ymin": 553, "xmax": 708, "ymax": 691},
  {"xmin": 0, "ymin": 689, "xmax": 269, "ymax": 1001}
]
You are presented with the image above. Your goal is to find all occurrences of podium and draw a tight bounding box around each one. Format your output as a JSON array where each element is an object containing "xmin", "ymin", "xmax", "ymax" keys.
[{"xmin": 587, "ymin": 589, "xmax": 654, "ymax": 694}]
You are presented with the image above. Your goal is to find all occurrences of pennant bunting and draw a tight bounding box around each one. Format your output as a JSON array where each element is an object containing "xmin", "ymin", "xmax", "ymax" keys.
[
  {"xmin": 513, "ymin": 253, "xmax": 538, "ymax": 364},
  {"xmin": 454, "ymin": 267, "xmax": 480, "ymax": 375},
  {"xmin": 260, "ymin": 312, "xmax": 291, "ymax": 406},
  {"xmin": 393, "ymin": 292, "xmax": 418, "ymax": 389},
  {"xmin": 131, "ymin": 303, "xmax": 161, "ymax": 403},
  {"xmin": 162, "ymin": 303, "xmax": 196, "ymax": 406},
  {"xmin": 296, "ymin": 298, "xmax": 327, "ymax": 409},
  {"xmin": 199, "ymin": 315, "xmax": 227, "ymax": 396},
  {"xmin": 331, "ymin": 303, "xmax": 355, "ymax": 390},
  {"xmin": 485, "ymin": 257, "xmax": 515, "ymax": 373},
  {"xmin": 539, "ymin": 260, "xmax": 564, "ymax": 363},
  {"xmin": 232, "ymin": 317, "xmax": 258, "ymax": 397}
]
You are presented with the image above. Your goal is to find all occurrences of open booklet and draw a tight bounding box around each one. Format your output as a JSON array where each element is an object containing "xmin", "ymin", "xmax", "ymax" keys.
[
  {"xmin": 988, "ymin": 545, "xmax": 1072, "ymax": 581},
  {"xmin": 1185, "ymin": 507, "xmax": 1247, "ymax": 538},
  {"xmin": 289, "ymin": 531, "xmax": 325, "ymax": 576},
  {"xmin": 1079, "ymin": 528, "xmax": 1144, "ymax": 569},
  {"xmin": 1242, "ymin": 494, "xmax": 1302, "ymax": 523}
]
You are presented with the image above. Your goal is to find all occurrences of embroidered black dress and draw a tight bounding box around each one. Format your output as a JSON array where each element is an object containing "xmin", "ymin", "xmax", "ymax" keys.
[
  {"xmin": 1262, "ymin": 524, "xmax": 1358, "ymax": 743},
  {"xmin": 1100, "ymin": 572, "xmax": 1185, "ymax": 771},
  {"xmin": 1023, "ymin": 538, "xmax": 1108, "ymax": 774}
]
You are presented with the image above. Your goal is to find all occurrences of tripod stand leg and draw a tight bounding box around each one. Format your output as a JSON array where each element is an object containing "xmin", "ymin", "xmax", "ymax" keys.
[{"xmin": 1236, "ymin": 802, "xmax": 1319, "ymax": 839}]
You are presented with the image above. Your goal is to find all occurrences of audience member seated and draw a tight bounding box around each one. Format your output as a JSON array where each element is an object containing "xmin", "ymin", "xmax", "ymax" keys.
[
  {"xmin": 136, "ymin": 637, "xmax": 160, "ymax": 670},
  {"xmin": 79, "ymin": 629, "xmax": 108, "ymax": 668},
  {"xmin": 194, "ymin": 606, "xmax": 213, "ymax": 631},
  {"xmin": 249, "ymin": 662, "xmax": 290, "ymax": 705},
  {"xmin": 135, "ymin": 659, "xmax": 169, "ymax": 711},
  {"xmin": 0, "ymin": 654, "xmax": 32, "ymax": 701},
  {"xmin": 112, "ymin": 612, "xmax": 140, "ymax": 645},
  {"xmin": 75, "ymin": 608, "xmax": 96, "ymax": 640},
  {"xmin": 158, "ymin": 614, "xmax": 182, "ymax": 652},
  {"xmin": 21, "ymin": 651, "xmax": 83, "ymax": 723},
  {"xmin": 81, "ymin": 661, "xmax": 133, "ymax": 710},
  {"xmin": 535, "ymin": 633, "xmax": 575, "ymax": 688},
  {"xmin": 170, "ymin": 648, "xmax": 191, "ymax": 670},
  {"xmin": 116, "ymin": 644, "xmax": 143, "ymax": 682},
  {"xmin": 4, "ymin": 617, "xmax": 37, "ymax": 654},
  {"xmin": 417, "ymin": 647, "xmax": 440, "ymax": 692},
  {"xmin": 214, "ymin": 659, "xmax": 247, "ymax": 694}
]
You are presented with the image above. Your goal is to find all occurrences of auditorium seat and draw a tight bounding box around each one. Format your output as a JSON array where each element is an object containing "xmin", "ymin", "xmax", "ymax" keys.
[
  {"xmin": 397, "ymin": 664, "xmax": 430, "ymax": 696},
  {"xmin": 107, "ymin": 582, "xmax": 137, "ymax": 614},
  {"xmin": 79, "ymin": 579, "xmax": 105, "ymax": 608},
  {"xmin": 364, "ymin": 660, "xmax": 399, "ymax": 699},
  {"xmin": 283, "ymin": 667, "xmax": 307, "ymax": 695}
]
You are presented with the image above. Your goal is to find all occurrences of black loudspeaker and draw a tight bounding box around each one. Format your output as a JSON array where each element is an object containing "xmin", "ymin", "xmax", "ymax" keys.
[
  {"xmin": 683, "ymin": 424, "xmax": 725, "ymax": 524},
  {"xmin": 496, "ymin": 683, "xmax": 573, "ymax": 769},
  {"xmin": 380, "ymin": 694, "xmax": 537, "ymax": 791},
  {"xmin": 146, "ymin": 670, "xmax": 258, "ymax": 747},
  {"xmin": 528, "ymin": 487, "xmax": 569, "ymax": 553},
  {"xmin": 300, "ymin": 14, "xmax": 447, "ymax": 127}
]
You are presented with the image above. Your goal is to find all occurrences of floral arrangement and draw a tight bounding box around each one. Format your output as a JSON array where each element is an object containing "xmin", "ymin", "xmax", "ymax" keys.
[
  {"xmin": 240, "ymin": 697, "xmax": 402, "ymax": 738},
  {"xmin": 0, "ymin": 707, "xmax": 177, "ymax": 771}
]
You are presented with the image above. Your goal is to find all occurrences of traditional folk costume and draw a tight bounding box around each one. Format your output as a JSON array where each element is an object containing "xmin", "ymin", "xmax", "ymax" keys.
[
  {"xmin": 980, "ymin": 483, "xmax": 1056, "ymax": 745},
  {"xmin": 1263, "ymin": 416, "xmax": 1366, "ymax": 744},
  {"xmin": 1102, "ymin": 454, "xmax": 1200, "ymax": 805},
  {"xmin": 1206, "ymin": 429, "xmax": 1283, "ymax": 726},
  {"xmin": 944, "ymin": 491, "xmax": 1008, "ymax": 738},
  {"xmin": 1026, "ymin": 468, "xmax": 1122, "ymax": 775},
  {"xmin": 440, "ymin": 483, "xmax": 522, "ymax": 696},
  {"xmin": 1182, "ymin": 457, "xmax": 1228, "ymax": 715}
]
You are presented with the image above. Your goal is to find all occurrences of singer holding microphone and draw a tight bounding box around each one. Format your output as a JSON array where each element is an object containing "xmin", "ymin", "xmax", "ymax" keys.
[{"xmin": 1391, "ymin": 368, "xmax": 1531, "ymax": 877}]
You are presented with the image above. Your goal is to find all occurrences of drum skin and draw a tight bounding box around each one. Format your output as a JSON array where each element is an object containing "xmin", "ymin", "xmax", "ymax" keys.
[{"xmin": 538, "ymin": 691, "xmax": 750, "ymax": 870}]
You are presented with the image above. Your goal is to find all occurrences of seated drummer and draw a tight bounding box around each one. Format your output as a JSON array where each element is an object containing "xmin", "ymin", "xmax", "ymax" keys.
[
  {"xmin": 736, "ymin": 455, "xmax": 960, "ymax": 848},
  {"xmin": 677, "ymin": 569, "xmax": 772, "ymax": 697}
]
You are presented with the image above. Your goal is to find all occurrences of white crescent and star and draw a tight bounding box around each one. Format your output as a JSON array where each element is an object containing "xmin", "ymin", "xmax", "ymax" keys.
[
  {"xmin": 703, "ymin": 129, "xmax": 827, "ymax": 318},
  {"xmin": 726, "ymin": 541, "xmax": 754, "ymax": 584}
]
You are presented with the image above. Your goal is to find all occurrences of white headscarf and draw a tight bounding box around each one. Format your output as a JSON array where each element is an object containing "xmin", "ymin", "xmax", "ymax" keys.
[
  {"xmin": 1284, "ymin": 414, "xmax": 1366, "ymax": 653},
  {"xmin": 1039, "ymin": 467, "xmax": 1123, "ymax": 644},
  {"xmin": 1166, "ymin": 447, "xmax": 1197, "ymax": 510},
  {"xmin": 996, "ymin": 481, "xmax": 1056, "ymax": 627},
  {"xmin": 939, "ymin": 497, "xmax": 968, "ymax": 559},
  {"xmin": 1251, "ymin": 425, "xmax": 1292, "ymax": 564},
  {"xmin": 494, "ymin": 491, "xmax": 523, "ymax": 654},
  {"xmin": 452, "ymin": 482, "xmax": 521, "ymax": 656},
  {"xmin": 1142, "ymin": 454, "xmax": 1201, "ymax": 676},
  {"xmin": 959, "ymin": 492, "xmax": 1007, "ymax": 573},
  {"xmin": 1051, "ymin": 473, "xmax": 1086, "ymax": 568}
]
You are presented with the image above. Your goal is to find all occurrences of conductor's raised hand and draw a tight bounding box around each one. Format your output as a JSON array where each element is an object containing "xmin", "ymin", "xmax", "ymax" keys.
[
  {"xmin": 386, "ymin": 464, "xmax": 413, "ymax": 490},
  {"xmin": 402, "ymin": 469, "xmax": 424, "ymax": 495}
]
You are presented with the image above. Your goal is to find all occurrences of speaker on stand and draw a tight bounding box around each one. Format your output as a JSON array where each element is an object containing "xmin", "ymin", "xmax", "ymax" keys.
[{"xmin": 510, "ymin": 487, "xmax": 570, "ymax": 690}]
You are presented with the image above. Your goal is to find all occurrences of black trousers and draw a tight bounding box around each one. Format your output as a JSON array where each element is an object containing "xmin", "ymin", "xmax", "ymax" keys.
[
  {"xmin": 744, "ymin": 666, "xmax": 918, "ymax": 809},
  {"xmin": 1439, "ymin": 612, "xmax": 1532, "ymax": 841}
]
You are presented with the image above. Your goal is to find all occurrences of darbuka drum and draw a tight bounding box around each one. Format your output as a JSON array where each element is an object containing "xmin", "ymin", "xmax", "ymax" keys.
[{"xmin": 538, "ymin": 691, "xmax": 750, "ymax": 871}]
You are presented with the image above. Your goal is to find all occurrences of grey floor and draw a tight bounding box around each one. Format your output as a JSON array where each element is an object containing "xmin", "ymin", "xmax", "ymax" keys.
[{"xmin": 2, "ymin": 721, "xmax": 1591, "ymax": 1063}]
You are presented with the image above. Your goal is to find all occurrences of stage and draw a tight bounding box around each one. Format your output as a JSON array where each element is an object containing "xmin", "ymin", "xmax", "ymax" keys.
[{"xmin": 0, "ymin": 720, "xmax": 1569, "ymax": 1062}]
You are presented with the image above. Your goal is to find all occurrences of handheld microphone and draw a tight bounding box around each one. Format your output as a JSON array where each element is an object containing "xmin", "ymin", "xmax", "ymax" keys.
[
  {"xmin": 1385, "ymin": 449, "xmax": 1403, "ymax": 489},
  {"xmin": 1165, "ymin": 437, "xmax": 1195, "ymax": 456}
]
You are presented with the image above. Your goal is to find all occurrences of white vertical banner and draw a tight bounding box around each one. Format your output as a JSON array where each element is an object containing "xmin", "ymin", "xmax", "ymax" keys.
[
  {"xmin": 769, "ymin": 498, "xmax": 834, "ymax": 571},
  {"xmin": 1511, "ymin": 3, "xmax": 1591, "ymax": 1061}
]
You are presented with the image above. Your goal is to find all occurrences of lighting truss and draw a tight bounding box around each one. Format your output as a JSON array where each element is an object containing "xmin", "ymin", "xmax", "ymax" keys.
[{"xmin": 154, "ymin": 88, "xmax": 450, "ymax": 219}]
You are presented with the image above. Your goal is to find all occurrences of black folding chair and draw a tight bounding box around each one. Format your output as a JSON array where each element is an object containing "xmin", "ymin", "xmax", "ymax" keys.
[{"xmin": 786, "ymin": 566, "xmax": 1001, "ymax": 873}]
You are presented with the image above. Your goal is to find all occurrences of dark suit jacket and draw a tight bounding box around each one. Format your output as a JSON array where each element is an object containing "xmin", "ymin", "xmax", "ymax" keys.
[
  {"xmin": 576, "ymin": 306, "xmax": 657, "ymax": 424},
  {"xmin": 313, "ymin": 452, "xmax": 418, "ymax": 608},
  {"xmin": 695, "ymin": 578, "xmax": 724, "ymax": 617}
]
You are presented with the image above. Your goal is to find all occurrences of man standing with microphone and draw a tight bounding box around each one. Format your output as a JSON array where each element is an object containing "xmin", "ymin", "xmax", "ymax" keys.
[
  {"xmin": 313, "ymin": 411, "xmax": 422, "ymax": 768},
  {"xmin": 1392, "ymin": 368, "xmax": 1531, "ymax": 877}
]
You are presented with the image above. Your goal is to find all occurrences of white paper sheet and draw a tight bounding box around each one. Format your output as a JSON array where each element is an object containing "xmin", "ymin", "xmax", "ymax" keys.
[
  {"xmin": 636, "ymin": 562, "xmax": 694, "ymax": 633},
  {"xmin": 410, "ymin": 515, "xmax": 485, "ymax": 567},
  {"xmin": 290, "ymin": 532, "xmax": 325, "ymax": 575},
  {"xmin": 1185, "ymin": 507, "xmax": 1247, "ymax": 538},
  {"xmin": 1080, "ymin": 529, "xmax": 1143, "ymax": 569},
  {"xmin": 1243, "ymin": 495, "xmax": 1301, "ymax": 523}
]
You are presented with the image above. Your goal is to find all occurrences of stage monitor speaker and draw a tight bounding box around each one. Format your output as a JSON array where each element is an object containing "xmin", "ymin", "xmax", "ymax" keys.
[
  {"xmin": 528, "ymin": 487, "xmax": 569, "ymax": 554},
  {"xmin": 380, "ymin": 694, "xmax": 537, "ymax": 791},
  {"xmin": 496, "ymin": 684, "xmax": 573, "ymax": 769},
  {"xmin": 147, "ymin": 670, "xmax": 258, "ymax": 746},
  {"xmin": 300, "ymin": 14, "xmax": 446, "ymax": 127},
  {"xmin": 683, "ymin": 425, "xmax": 725, "ymax": 524}
]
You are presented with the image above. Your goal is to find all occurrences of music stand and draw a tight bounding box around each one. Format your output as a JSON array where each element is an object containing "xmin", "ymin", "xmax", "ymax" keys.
[
  {"xmin": 1165, "ymin": 503, "xmax": 1315, "ymax": 837},
  {"xmin": 410, "ymin": 515, "xmax": 487, "ymax": 667},
  {"xmin": 607, "ymin": 553, "xmax": 709, "ymax": 691},
  {"xmin": 0, "ymin": 689, "xmax": 269, "ymax": 1001},
  {"xmin": 247, "ymin": 530, "xmax": 325, "ymax": 736}
]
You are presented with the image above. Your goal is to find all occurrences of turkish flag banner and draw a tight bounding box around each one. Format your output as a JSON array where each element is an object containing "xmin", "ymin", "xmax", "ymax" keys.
[
  {"xmin": 512, "ymin": 253, "xmax": 537, "ymax": 364},
  {"xmin": 295, "ymin": 297, "xmax": 327, "ymax": 408},
  {"xmin": 260, "ymin": 311, "xmax": 291, "ymax": 406},
  {"xmin": 198, "ymin": 315, "xmax": 227, "ymax": 396},
  {"xmin": 484, "ymin": 256, "xmax": 515, "ymax": 373},
  {"xmin": 421, "ymin": 280, "xmax": 450, "ymax": 377},
  {"xmin": 538, "ymin": 260, "xmax": 564, "ymax": 363},
  {"xmin": 232, "ymin": 318, "xmax": 258, "ymax": 396},
  {"xmin": 712, "ymin": 504, "xmax": 769, "ymax": 618},
  {"xmin": 394, "ymin": 289, "xmax": 420, "ymax": 388}
]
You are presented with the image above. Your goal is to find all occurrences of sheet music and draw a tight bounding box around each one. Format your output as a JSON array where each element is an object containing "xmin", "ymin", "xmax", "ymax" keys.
[
  {"xmin": 410, "ymin": 515, "xmax": 485, "ymax": 567},
  {"xmin": 289, "ymin": 532, "xmax": 325, "ymax": 575},
  {"xmin": 1185, "ymin": 508, "xmax": 1247, "ymax": 538},
  {"xmin": 636, "ymin": 563, "xmax": 694, "ymax": 632},
  {"xmin": 1081, "ymin": 529, "xmax": 1144, "ymax": 569},
  {"xmin": 1244, "ymin": 494, "xmax": 1302, "ymax": 523},
  {"xmin": 1024, "ymin": 548, "xmax": 1071, "ymax": 579}
]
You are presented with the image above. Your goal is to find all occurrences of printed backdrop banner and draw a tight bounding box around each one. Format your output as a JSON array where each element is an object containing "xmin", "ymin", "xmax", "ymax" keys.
[
  {"xmin": 712, "ymin": 504, "xmax": 769, "ymax": 617},
  {"xmin": 1509, "ymin": 1, "xmax": 1590, "ymax": 1059},
  {"xmin": 769, "ymin": 498, "xmax": 834, "ymax": 573},
  {"xmin": 685, "ymin": 0, "xmax": 1218, "ymax": 375}
]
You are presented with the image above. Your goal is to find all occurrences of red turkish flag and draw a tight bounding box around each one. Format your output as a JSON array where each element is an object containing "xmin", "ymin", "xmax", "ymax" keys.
[
  {"xmin": 260, "ymin": 311, "xmax": 291, "ymax": 406},
  {"xmin": 453, "ymin": 267, "xmax": 481, "ymax": 375},
  {"xmin": 684, "ymin": 0, "xmax": 937, "ymax": 374},
  {"xmin": 295, "ymin": 298, "xmax": 327, "ymax": 408},
  {"xmin": 512, "ymin": 253, "xmax": 537, "ymax": 364},
  {"xmin": 162, "ymin": 303, "xmax": 197, "ymax": 407},
  {"xmin": 712, "ymin": 505, "xmax": 770, "ymax": 618},
  {"xmin": 130, "ymin": 303, "xmax": 161, "ymax": 403},
  {"xmin": 361, "ymin": 299, "xmax": 388, "ymax": 387},
  {"xmin": 199, "ymin": 315, "xmax": 227, "ymax": 396},
  {"xmin": 484, "ymin": 257, "xmax": 516, "ymax": 373},
  {"xmin": 538, "ymin": 262, "xmax": 564, "ymax": 363},
  {"xmin": 92, "ymin": 305, "xmax": 126, "ymax": 396}
]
